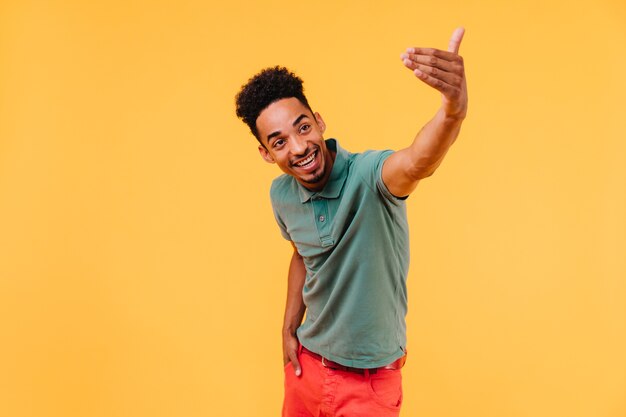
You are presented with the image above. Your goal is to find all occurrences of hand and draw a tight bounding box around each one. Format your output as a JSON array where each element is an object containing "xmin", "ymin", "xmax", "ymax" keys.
[
  {"xmin": 401, "ymin": 27, "xmax": 467, "ymax": 119},
  {"xmin": 283, "ymin": 332, "xmax": 302, "ymax": 376}
]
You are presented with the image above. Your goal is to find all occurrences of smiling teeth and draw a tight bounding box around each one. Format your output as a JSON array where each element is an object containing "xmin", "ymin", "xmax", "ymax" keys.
[{"xmin": 296, "ymin": 152, "xmax": 316, "ymax": 167}]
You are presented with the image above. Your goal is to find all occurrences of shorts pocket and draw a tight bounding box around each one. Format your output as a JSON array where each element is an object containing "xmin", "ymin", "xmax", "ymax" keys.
[{"xmin": 367, "ymin": 369, "xmax": 403, "ymax": 410}]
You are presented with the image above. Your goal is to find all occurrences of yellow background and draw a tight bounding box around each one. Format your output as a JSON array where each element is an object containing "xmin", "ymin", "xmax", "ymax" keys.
[{"xmin": 1, "ymin": 1, "xmax": 625, "ymax": 416}]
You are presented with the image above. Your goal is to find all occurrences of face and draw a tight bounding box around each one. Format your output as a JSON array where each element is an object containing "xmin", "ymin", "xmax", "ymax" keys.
[{"xmin": 256, "ymin": 97, "xmax": 333, "ymax": 191}]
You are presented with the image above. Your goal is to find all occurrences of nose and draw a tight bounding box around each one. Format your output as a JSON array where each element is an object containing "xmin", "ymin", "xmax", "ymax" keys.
[{"xmin": 289, "ymin": 135, "xmax": 307, "ymax": 156}]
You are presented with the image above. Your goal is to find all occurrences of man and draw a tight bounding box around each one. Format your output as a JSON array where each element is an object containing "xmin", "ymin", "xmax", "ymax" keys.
[{"xmin": 235, "ymin": 27, "xmax": 467, "ymax": 417}]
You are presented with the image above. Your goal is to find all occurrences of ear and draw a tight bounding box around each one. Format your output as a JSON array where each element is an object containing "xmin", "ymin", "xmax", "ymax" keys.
[
  {"xmin": 258, "ymin": 145, "xmax": 275, "ymax": 164},
  {"xmin": 314, "ymin": 112, "xmax": 326, "ymax": 133}
]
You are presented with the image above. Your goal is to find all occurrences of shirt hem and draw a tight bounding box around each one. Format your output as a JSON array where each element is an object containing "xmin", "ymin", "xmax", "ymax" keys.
[{"xmin": 300, "ymin": 340, "xmax": 406, "ymax": 369}]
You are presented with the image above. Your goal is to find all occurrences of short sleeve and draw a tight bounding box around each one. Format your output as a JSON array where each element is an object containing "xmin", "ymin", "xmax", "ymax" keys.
[
  {"xmin": 355, "ymin": 150, "xmax": 408, "ymax": 205},
  {"xmin": 270, "ymin": 180, "xmax": 292, "ymax": 241},
  {"xmin": 271, "ymin": 201, "xmax": 291, "ymax": 240}
]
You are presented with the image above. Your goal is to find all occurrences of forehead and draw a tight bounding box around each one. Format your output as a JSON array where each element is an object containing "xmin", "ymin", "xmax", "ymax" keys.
[{"xmin": 256, "ymin": 98, "xmax": 312, "ymax": 138}]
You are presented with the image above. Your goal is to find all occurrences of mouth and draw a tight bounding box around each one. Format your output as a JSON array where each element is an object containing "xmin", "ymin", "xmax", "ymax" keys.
[{"xmin": 293, "ymin": 150, "xmax": 318, "ymax": 169}]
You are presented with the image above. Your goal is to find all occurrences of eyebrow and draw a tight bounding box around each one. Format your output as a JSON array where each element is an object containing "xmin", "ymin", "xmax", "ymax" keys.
[{"xmin": 266, "ymin": 114, "xmax": 310, "ymax": 142}]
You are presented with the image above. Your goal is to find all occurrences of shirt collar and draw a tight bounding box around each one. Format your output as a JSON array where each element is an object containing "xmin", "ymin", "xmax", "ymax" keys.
[{"xmin": 298, "ymin": 138, "xmax": 349, "ymax": 203}]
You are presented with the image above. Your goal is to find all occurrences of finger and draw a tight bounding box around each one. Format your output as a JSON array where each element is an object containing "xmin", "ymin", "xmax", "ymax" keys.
[
  {"xmin": 404, "ymin": 61, "xmax": 462, "ymax": 87},
  {"xmin": 405, "ymin": 47, "xmax": 460, "ymax": 63},
  {"xmin": 401, "ymin": 53, "xmax": 459, "ymax": 73},
  {"xmin": 288, "ymin": 350, "xmax": 302, "ymax": 377},
  {"xmin": 448, "ymin": 27, "xmax": 465, "ymax": 54},
  {"xmin": 413, "ymin": 68, "xmax": 461, "ymax": 99}
]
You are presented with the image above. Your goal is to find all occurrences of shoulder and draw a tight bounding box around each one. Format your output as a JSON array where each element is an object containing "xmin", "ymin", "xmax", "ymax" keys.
[
  {"xmin": 350, "ymin": 149, "xmax": 395, "ymax": 176},
  {"xmin": 270, "ymin": 174, "xmax": 297, "ymax": 202},
  {"xmin": 350, "ymin": 149, "xmax": 405, "ymax": 203}
]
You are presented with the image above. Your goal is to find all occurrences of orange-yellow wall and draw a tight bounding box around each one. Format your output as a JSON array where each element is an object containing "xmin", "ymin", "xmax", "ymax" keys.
[{"xmin": 1, "ymin": 1, "xmax": 625, "ymax": 416}]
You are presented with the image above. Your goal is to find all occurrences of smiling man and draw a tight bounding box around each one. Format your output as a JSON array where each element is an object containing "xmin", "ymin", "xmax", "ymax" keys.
[{"xmin": 235, "ymin": 28, "xmax": 467, "ymax": 417}]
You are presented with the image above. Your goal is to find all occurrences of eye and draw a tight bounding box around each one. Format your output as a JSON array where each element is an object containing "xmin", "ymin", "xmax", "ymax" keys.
[
  {"xmin": 272, "ymin": 138, "xmax": 286, "ymax": 148},
  {"xmin": 299, "ymin": 124, "xmax": 311, "ymax": 134}
]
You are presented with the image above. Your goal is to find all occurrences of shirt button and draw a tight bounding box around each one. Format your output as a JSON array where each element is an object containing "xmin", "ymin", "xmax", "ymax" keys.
[{"xmin": 319, "ymin": 215, "xmax": 325, "ymax": 222}]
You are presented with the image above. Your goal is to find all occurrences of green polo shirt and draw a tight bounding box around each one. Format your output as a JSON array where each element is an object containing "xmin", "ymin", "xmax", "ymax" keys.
[{"xmin": 270, "ymin": 139, "xmax": 409, "ymax": 368}]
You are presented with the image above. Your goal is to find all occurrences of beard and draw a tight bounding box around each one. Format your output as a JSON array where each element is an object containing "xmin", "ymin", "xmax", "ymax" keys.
[{"xmin": 301, "ymin": 172, "xmax": 326, "ymax": 185}]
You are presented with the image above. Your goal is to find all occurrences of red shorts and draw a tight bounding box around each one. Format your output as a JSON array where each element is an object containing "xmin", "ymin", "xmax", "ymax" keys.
[{"xmin": 282, "ymin": 347, "xmax": 403, "ymax": 417}]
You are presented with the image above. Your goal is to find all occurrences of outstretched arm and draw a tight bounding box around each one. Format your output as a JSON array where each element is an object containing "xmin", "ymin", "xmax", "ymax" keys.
[{"xmin": 382, "ymin": 27, "xmax": 468, "ymax": 197}]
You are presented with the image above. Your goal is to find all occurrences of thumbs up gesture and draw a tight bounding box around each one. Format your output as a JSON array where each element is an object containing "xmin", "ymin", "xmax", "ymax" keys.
[{"xmin": 401, "ymin": 27, "xmax": 468, "ymax": 119}]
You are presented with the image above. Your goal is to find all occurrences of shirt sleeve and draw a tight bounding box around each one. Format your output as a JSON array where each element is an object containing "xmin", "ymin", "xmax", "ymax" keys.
[
  {"xmin": 355, "ymin": 149, "xmax": 407, "ymax": 205},
  {"xmin": 271, "ymin": 202, "xmax": 291, "ymax": 240},
  {"xmin": 374, "ymin": 150, "xmax": 408, "ymax": 204},
  {"xmin": 270, "ymin": 181, "xmax": 292, "ymax": 241}
]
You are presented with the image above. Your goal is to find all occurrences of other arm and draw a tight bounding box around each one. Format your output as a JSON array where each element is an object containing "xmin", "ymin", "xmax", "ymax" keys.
[
  {"xmin": 282, "ymin": 242, "xmax": 306, "ymax": 376},
  {"xmin": 382, "ymin": 27, "xmax": 468, "ymax": 197}
]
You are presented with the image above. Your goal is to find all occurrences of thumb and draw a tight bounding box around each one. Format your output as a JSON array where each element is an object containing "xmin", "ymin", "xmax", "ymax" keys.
[
  {"xmin": 289, "ymin": 351, "xmax": 302, "ymax": 377},
  {"xmin": 448, "ymin": 27, "xmax": 465, "ymax": 54}
]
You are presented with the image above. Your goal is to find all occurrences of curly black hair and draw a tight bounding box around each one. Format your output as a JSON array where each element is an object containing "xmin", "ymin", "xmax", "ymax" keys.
[{"xmin": 235, "ymin": 66, "xmax": 312, "ymax": 141}]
